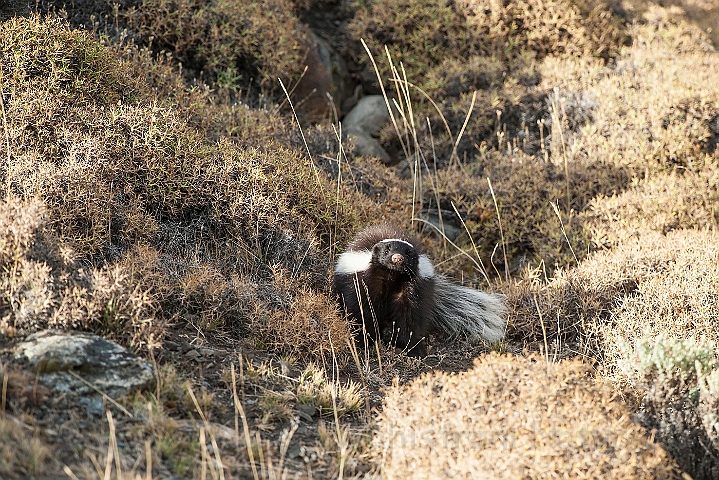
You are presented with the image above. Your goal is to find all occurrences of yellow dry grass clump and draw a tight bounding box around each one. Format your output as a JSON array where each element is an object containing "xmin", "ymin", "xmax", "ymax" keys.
[{"xmin": 374, "ymin": 353, "xmax": 680, "ymax": 479}]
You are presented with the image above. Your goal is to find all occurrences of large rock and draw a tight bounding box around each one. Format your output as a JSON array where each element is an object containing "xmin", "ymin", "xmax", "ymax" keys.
[
  {"xmin": 343, "ymin": 95, "xmax": 393, "ymax": 137},
  {"xmin": 15, "ymin": 331, "xmax": 155, "ymax": 414},
  {"xmin": 293, "ymin": 29, "xmax": 351, "ymax": 123}
]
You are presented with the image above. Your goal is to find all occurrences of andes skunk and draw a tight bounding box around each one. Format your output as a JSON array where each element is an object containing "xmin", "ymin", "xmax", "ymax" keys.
[{"xmin": 333, "ymin": 225, "xmax": 506, "ymax": 357}]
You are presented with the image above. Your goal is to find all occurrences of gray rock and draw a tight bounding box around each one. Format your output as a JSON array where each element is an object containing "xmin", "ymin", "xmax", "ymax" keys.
[
  {"xmin": 345, "ymin": 129, "xmax": 392, "ymax": 164},
  {"xmin": 295, "ymin": 403, "xmax": 317, "ymax": 421},
  {"xmin": 343, "ymin": 95, "xmax": 393, "ymax": 137},
  {"xmin": 417, "ymin": 208, "xmax": 464, "ymax": 241},
  {"xmin": 342, "ymin": 95, "xmax": 396, "ymax": 163},
  {"xmin": 15, "ymin": 331, "xmax": 155, "ymax": 406}
]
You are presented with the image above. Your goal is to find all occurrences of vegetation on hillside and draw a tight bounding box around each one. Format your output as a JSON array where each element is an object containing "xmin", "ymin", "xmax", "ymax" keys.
[{"xmin": 1, "ymin": 0, "xmax": 719, "ymax": 478}]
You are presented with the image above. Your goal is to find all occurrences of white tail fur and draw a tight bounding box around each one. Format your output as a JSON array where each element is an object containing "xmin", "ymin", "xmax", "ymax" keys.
[{"xmin": 431, "ymin": 275, "xmax": 507, "ymax": 343}]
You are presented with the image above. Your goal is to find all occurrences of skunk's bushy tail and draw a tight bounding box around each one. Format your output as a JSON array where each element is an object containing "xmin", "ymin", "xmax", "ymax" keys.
[{"xmin": 431, "ymin": 275, "xmax": 507, "ymax": 343}]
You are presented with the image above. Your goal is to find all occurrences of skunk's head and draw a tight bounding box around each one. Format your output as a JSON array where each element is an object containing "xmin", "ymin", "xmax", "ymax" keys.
[{"xmin": 371, "ymin": 239, "xmax": 420, "ymax": 275}]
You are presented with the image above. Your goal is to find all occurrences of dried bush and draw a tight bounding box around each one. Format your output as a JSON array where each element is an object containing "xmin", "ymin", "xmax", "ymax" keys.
[
  {"xmin": 248, "ymin": 276, "xmax": 353, "ymax": 358},
  {"xmin": 388, "ymin": 3, "xmax": 719, "ymax": 281},
  {"xmin": 0, "ymin": 15, "xmax": 363, "ymax": 357},
  {"xmin": 350, "ymin": 0, "xmax": 628, "ymax": 88},
  {"xmin": 505, "ymin": 229, "xmax": 719, "ymax": 371},
  {"xmin": 124, "ymin": 0, "xmax": 309, "ymax": 93},
  {"xmin": 373, "ymin": 353, "xmax": 680, "ymax": 479},
  {"xmin": 587, "ymin": 168, "xmax": 719, "ymax": 249},
  {"xmin": 0, "ymin": 196, "xmax": 171, "ymax": 349}
]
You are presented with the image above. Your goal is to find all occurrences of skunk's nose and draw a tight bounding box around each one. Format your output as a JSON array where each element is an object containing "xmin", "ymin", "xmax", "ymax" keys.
[{"xmin": 391, "ymin": 253, "xmax": 404, "ymax": 264}]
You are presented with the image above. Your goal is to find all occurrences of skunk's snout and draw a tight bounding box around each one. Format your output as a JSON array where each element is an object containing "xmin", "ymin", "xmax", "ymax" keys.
[{"xmin": 391, "ymin": 253, "xmax": 404, "ymax": 265}]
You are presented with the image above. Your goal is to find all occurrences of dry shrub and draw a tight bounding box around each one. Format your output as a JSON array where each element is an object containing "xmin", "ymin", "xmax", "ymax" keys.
[
  {"xmin": 1, "ymin": 15, "xmax": 360, "ymax": 263},
  {"xmin": 537, "ymin": 4, "xmax": 719, "ymax": 175},
  {"xmin": 124, "ymin": 0, "xmax": 309, "ymax": 93},
  {"xmin": 350, "ymin": 0, "xmax": 627, "ymax": 87},
  {"xmin": 415, "ymin": 150, "xmax": 629, "ymax": 279},
  {"xmin": 595, "ymin": 230, "xmax": 719, "ymax": 368},
  {"xmin": 249, "ymin": 276, "xmax": 353, "ymax": 358},
  {"xmin": 416, "ymin": 2, "xmax": 719, "ymax": 277},
  {"xmin": 0, "ymin": 196, "xmax": 171, "ymax": 349},
  {"xmin": 505, "ymin": 229, "xmax": 719, "ymax": 369},
  {"xmin": 588, "ymin": 169, "xmax": 719, "ymax": 248},
  {"xmin": 0, "ymin": 15, "xmax": 365, "ymax": 357},
  {"xmin": 373, "ymin": 353, "xmax": 680, "ymax": 479},
  {"xmin": 0, "ymin": 15, "xmax": 142, "ymax": 106}
]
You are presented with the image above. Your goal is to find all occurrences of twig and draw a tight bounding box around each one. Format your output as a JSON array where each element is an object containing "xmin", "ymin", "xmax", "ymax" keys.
[
  {"xmin": 278, "ymin": 78, "xmax": 323, "ymax": 192},
  {"xmin": 232, "ymin": 363, "xmax": 259, "ymax": 480},
  {"xmin": 551, "ymin": 201, "xmax": 579, "ymax": 265},
  {"xmin": 534, "ymin": 294, "xmax": 550, "ymax": 374},
  {"xmin": 487, "ymin": 177, "xmax": 510, "ymax": 282},
  {"xmin": 1, "ymin": 78, "xmax": 11, "ymax": 195}
]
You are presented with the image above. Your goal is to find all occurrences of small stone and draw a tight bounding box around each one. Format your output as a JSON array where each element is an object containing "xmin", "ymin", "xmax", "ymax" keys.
[
  {"xmin": 295, "ymin": 403, "xmax": 317, "ymax": 421},
  {"xmin": 345, "ymin": 130, "xmax": 392, "ymax": 164},
  {"xmin": 288, "ymin": 446, "xmax": 302, "ymax": 459},
  {"xmin": 342, "ymin": 95, "xmax": 397, "ymax": 163},
  {"xmin": 184, "ymin": 349, "xmax": 201, "ymax": 360}
]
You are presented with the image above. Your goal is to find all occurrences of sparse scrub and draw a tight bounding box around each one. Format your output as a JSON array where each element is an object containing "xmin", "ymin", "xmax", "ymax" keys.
[
  {"xmin": 374, "ymin": 353, "xmax": 680, "ymax": 479},
  {"xmin": 2, "ymin": 1, "xmax": 719, "ymax": 478},
  {"xmin": 351, "ymin": 0, "xmax": 627, "ymax": 87},
  {"xmin": 0, "ymin": 15, "xmax": 361, "ymax": 355},
  {"xmin": 504, "ymin": 228, "xmax": 719, "ymax": 384}
]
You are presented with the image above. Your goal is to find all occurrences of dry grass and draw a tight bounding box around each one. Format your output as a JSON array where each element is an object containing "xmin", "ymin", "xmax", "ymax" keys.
[
  {"xmin": 0, "ymin": 415, "xmax": 55, "ymax": 477},
  {"xmin": 374, "ymin": 353, "xmax": 680, "ymax": 479}
]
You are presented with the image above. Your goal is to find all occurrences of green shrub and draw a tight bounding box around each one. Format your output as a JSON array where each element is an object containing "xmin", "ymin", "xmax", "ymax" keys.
[{"xmin": 622, "ymin": 337, "xmax": 719, "ymax": 479}]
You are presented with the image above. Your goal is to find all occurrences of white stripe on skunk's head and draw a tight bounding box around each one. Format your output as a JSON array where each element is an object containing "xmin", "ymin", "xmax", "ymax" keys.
[
  {"xmin": 418, "ymin": 255, "xmax": 435, "ymax": 278},
  {"xmin": 334, "ymin": 250, "xmax": 372, "ymax": 274},
  {"xmin": 378, "ymin": 238, "xmax": 415, "ymax": 249}
]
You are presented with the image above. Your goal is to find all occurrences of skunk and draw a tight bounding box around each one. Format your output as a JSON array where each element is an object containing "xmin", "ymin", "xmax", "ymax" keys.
[{"xmin": 333, "ymin": 225, "xmax": 506, "ymax": 357}]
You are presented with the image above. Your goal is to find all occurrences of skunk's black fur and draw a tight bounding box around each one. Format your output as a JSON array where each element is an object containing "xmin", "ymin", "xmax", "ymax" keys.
[{"xmin": 333, "ymin": 225, "xmax": 506, "ymax": 357}]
